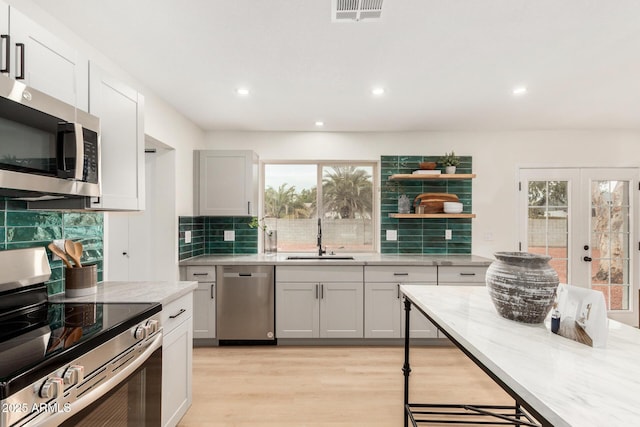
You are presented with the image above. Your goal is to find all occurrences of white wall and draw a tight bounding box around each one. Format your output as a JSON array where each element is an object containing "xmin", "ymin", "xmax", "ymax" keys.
[{"xmin": 205, "ymin": 130, "xmax": 640, "ymax": 258}]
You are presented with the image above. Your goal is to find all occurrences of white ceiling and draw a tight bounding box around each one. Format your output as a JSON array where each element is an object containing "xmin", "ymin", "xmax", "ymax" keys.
[{"xmin": 31, "ymin": 0, "xmax": 640, "ymax": 132}]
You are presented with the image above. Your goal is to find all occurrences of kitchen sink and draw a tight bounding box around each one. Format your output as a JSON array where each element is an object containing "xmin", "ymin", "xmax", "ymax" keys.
[{"xmin": 286, "ymin": 255, "xmax": 355, "ymax": 260}]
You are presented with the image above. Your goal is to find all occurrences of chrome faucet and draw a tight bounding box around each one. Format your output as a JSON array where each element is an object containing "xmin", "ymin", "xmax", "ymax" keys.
[{"xmin": 317, "ymin": 218, "xmax": 326, "ymax": 256}]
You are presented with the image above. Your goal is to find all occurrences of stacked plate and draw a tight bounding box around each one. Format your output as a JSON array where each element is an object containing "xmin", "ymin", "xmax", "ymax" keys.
[{"xmin": 443, "ymin": 202, "xmax": 463, "ymax": 213}]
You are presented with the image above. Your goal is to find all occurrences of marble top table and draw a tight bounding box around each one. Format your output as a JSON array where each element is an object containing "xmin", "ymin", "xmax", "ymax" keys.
[{"xmin": 400, "ymin": 285, "xmax": 640, "ymax": 427}]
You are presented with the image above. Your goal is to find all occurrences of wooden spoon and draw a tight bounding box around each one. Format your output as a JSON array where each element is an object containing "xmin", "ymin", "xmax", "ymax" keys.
[
  {"xmin": 64, "ymin": 239, "xmax": 83, "ymax": 268},
  {"xmin": 74, "ymin": 241, "xmax": 84, "ymax": 265},
  {"xmin": 48, "ymin": 242, "xmax": 73, "ymax": 269}
]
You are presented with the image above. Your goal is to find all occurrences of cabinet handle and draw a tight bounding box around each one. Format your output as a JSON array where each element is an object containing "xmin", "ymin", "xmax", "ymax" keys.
[
  {"xmin": 247, "ymin": 201, "xmax": 251, "ymax": 215},
  {"xmin": 193, "ymin": 272, "xmax": 209, "ymax": 276},
  {"xmin": 0, "ymin": 34, "xmax": 9, "ymax": 73},
  {"xmin": 169, "ymin": 308, "xmax": 186, "ymax": 319},
  {"xmin": 397, "ymin": 284, "xmax": 400, "ymax": 299},
  {"xmin": 321, "ymin": 284, "xmax": 324, "ymax": 299},
  {"xmin": 211, "ymin": 284, "xmax": 215, "ymax": 299},
  {"xmin": 15, "ymin": 42, "xmax": 25, "ymax": 80},
  {"xmin": 459, "ymin": 272, "xmax": 476, "ymax": 276},
  {"xmin": 315, "ymin": 284, "xmax": 319, "ymax": 299},
  {"xmin": 393, "ymin": 272, "xmax": 409, "ymax": 276}
]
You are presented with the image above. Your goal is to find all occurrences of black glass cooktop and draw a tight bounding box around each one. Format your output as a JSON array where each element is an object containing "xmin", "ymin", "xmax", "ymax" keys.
[{"xmin": 0, "ymin": 300, "xmax": 161, "ymax": 399}]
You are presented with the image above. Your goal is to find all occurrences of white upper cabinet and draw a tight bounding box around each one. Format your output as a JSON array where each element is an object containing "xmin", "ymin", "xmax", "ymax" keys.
[
  {"xmin": 196, "ymin": 150, "xmax": 258, "ymax": 216},
  {"xmin": 0, "ymin": 3, "xmax": 7, "ymax": 69},
  {"xmin": 89, "ymin": 62, "xmax": 145, "ymax": 210},
  {"xmin": 6, "ymin": 6, "xmax": 88, "ymax": 110}
]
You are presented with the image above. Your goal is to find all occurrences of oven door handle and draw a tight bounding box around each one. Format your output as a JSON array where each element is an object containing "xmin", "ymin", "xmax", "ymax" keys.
[{"xmin": 34, "ymin": 332, "xmax": 162, "ymax": 427}]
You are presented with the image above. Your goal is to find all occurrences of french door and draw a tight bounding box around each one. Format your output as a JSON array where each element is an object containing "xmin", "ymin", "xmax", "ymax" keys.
[{"xmin": 519, "ymin": 168, "xmax": 639, "ymax": 325}]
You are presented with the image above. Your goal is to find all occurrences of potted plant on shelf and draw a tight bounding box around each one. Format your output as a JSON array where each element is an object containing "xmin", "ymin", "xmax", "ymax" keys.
[
  {"xmin": 439, "ymin": 151, "xmax": 460, "ymax": 174},
  {"xmin": 249, "ymin": 217, "xmax": 277, "ymax": 254}
]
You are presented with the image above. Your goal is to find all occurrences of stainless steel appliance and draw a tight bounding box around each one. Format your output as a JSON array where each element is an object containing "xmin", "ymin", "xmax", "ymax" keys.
[
  {"xmin": 0, "ymin": 73, "xmax": 100, "ymax": 200},
  {"xmin": 216, "ymin": 265, "xmax": 275, "ymax": 342},
  {"xmin": 0, "ymin": 247, "xmax": 162, "ymax": 427}
]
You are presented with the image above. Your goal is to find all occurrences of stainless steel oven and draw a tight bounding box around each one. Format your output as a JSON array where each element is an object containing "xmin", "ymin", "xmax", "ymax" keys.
[
  {"xmin": 0, "ymin": 248, "xmax": 162, "ymax": 427},
  {"xmin": 0, "ymin": 72, "xmax": 100, "ymax": 200},
  {"xmin": 57, "ymin": 329, "xmax": 162, "ymax": 427}
]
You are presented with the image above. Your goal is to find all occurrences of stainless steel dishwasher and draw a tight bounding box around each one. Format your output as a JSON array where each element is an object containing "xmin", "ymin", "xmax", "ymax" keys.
[{"xmin": 216, "ymin": 265, "xmax": 275, "ymax": 342}]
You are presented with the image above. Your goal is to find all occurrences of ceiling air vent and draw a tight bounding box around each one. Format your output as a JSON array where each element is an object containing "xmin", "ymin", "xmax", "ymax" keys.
[{"xmin": 332, "ymin": 0, "xmax": 384, "ymax": 22}]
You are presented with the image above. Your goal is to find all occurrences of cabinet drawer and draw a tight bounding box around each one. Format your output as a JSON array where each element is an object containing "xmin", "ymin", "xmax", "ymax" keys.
[
  {"xmin": 438, "ymin": 266, "xmax": 487, "ymax": 284},
  {"xmin": 277, "ymin": 266, "xmax": 362, "ymax": 282},
  {"xmin": 186, "ymin": 266, "xmax": 216, "ymax": 282},
  {"xmin": 162, "ymin": 292, "xmax": 193, "ymax": 334},
  {"xmin": 364, "ymin": 266, "xmax": 437, "ymax": 283}
]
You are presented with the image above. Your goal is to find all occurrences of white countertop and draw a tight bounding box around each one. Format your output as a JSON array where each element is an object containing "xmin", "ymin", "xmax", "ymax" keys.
[
  {"xmin": 180, "ymin": 253, "xmax": 492, "ymax": 266},
  {"xmin": 51, "ymin": 281, "xmax": 197, "ymax": 306},
  {"xmin": 400, "ymin": 285, "xmax": 640, "ymax": 427}
]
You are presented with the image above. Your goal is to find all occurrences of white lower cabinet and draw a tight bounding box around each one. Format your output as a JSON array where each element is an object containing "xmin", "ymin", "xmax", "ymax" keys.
[
  {"xmin": 437, "ymin": 266, "xmax": 488, "ymax": 286},
  {"xmin": 435, "ymin": 265, "xmax": 487, "ymax": 339},
  {"xmin": 193, "ymin": 282, "xmax": 216, "ymax": 338},
  {"xmin": 161, "ymin": 293, "xmax": 193, "ymax": 427},
  {"xmin": 320, "ymin": 281, "xmax": 364, "ymax": 338},
  {"xmin": 364, "ymin": 266, "xmax": 438, "ymax": 339},
  {"xmin": 364, "ymin": 282, "xmax": 402, "ymax": 338},
  {"xmin": 276, "ymin": 282, "xmax": 319, "ymax": 338},
  {"xmin": 276, "ymin": 266, "xmax": 363, "ymax": 339},
  {"xmin": 186, "ymin": 266, "xmax": 216, "ymax": 339}
]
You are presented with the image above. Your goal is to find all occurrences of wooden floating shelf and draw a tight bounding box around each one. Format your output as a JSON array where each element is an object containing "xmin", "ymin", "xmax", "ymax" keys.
[
  {"xmin": 389, "ymin": 213, "xmax": 476, "ymax": 219},
  {"xmin": 388, "ymin": 173, "xmax": 476, "ymax": 180}
]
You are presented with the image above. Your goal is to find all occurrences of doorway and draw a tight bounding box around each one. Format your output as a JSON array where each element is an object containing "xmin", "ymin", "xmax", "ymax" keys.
[{"xmin": 518, "ymin": 167, "xmax": 639, "ymax": 326}]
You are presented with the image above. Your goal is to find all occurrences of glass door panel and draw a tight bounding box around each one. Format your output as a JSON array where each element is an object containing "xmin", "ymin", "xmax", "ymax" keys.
[
  {"xmin": 588, "ymin": 180, "xmax": 631, "ymax": 311},
  {"xmin": 525, "ymin": 180, "xmax": 570, "ymax": 283}
]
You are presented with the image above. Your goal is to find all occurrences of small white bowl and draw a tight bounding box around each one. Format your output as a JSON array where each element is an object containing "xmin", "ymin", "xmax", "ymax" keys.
[{"xmin": 443, "ymin": 202, "xmax": 463, "ymax": 213}]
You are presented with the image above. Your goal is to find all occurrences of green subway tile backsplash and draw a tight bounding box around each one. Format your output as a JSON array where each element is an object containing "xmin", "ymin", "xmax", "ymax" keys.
[
  {"xmin": 178, "ymin": 215, "xmax": 258, "ymax": 260},
  {"xmin": 0, "ymin": 199, "xmax": 104, "ymax": 296},
  {"xmin": 380, "ymin": 155, "xmax": 473, "ymax": 255}
]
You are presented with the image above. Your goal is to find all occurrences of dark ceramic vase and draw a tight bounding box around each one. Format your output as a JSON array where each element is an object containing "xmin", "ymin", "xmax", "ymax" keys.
[{"xmin": 485, "ymin": 252, "xmax": 559, "ymax": 324}]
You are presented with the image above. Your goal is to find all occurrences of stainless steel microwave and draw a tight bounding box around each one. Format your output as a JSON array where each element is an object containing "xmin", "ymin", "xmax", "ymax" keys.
[{"xmin": 0, "ymin": 73, "xmax": 100, "ymax": 200}]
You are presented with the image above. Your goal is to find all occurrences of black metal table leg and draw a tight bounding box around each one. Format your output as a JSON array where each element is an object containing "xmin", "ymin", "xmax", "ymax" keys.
[
  {"xmin": 401, "ymin": 293, "xmax": 544, "ymax": 427},
  {"xmin": 403, "ymin": 297, "xmax": 412, "ymax": 427}
]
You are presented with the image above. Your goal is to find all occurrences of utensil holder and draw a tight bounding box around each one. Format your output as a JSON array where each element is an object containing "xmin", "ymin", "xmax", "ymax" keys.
[{"xmin": 65, "ymin": 264, "xmax": 97, "ymax": 297}]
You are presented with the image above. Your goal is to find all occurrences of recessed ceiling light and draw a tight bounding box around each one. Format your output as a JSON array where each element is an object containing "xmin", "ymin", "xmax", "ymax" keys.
[
  {"xmin": 512, "ymin": 86, "xmax": 527, "ymax": 96},
  {"xmin": 236, "ymin": 87, "xmax": 250, "ymax": 96},
  {"xmin": 371, "ymin": 87, "xmax": 385, "ymax": 96},
  {"xmin": 315, "ymin": 121, "xmax": 324, "ymax": 127}
]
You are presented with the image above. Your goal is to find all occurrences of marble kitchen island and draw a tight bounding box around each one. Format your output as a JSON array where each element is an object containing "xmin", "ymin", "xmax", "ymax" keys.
[{"xmin": 400, "ymin": 285, "xmax": 640, "ymax": 427}]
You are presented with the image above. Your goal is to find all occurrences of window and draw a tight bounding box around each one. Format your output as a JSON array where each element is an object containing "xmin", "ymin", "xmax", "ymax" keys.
[{"xmin": 262, "ymin": 161, "xmax": 377, "ymax": 253}]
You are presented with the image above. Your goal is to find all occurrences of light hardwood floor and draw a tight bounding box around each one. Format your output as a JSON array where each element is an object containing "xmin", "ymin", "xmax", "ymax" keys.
[{"xmin": 178, "ymin": 345, "xmax": 512, "ymax": 427}]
